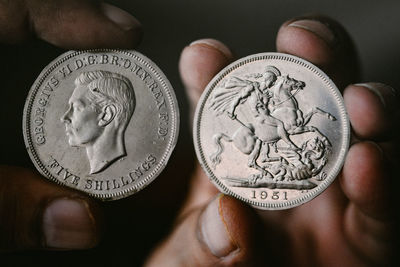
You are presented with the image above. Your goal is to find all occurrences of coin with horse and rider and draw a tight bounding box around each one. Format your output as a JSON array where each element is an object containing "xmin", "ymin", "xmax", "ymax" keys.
[{"xmin": 194, "ymin": 52, "xmax": 349, "ymax": 210}]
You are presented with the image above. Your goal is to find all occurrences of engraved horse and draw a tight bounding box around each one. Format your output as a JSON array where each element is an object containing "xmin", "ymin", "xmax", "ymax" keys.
[{"xmin": 210, "ymin": 75, "xmax": 336, "ymax": 180}]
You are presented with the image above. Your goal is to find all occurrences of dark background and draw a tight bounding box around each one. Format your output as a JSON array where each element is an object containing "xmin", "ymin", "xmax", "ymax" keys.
[{"xmin": 1, "ymin": 0, "xmax": 399, "ymax": 266}]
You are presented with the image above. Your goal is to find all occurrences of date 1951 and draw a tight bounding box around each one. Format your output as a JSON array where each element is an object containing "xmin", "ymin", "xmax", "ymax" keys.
[{"xmin": 251, "ymin": 190, "xmax": 288, "ymax": 201}]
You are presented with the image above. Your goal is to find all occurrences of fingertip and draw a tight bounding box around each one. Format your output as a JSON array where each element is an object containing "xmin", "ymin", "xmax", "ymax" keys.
[
  {"xmin": 341, "ymin": 142, "xmax": 390, "ymax": 219},
  {"xmin": 0, "ymin": 166, "xmax": 103, "ymax": 250},
  {"xmin": 218, "ymin": 195, "xmax": 260, "ymax": 247},
  {"xmin": 199, "ymin": 194, "xmax": 264, "ymax": 265},
  {"xmin": 199, "ymin": 194, "xmax": 238, "ymax": 258},
  {"xmin": 100, "ymin": 2, "xmax": 143, "ymax": 48},
  {"xmin": 276, "ymin": 15, "xmax": 360, "ymax": 88},
  {"xmin": 42, "ymin": 197, "xmax": 102, "ymax": 249},
  {"xmin": 344, "ymin": 83, "xmax": 394, "ymax": 140},
  {"xmin": 189, "ymin": 39, "xmax": 233, "ymax": 60},
  {"xmin": 277, "ymin": 18, "xmax": 334, "ymax": 66},
  {"xmin": 179, "ymin": 38, "xmax": 233, "ymax": 105},
  {"xmin": 145, "ymin": 193, "xmax": 264, "ymax": 266},
  {"xmin": 32, "ymin": 1, "xmax": 142, "ymax": 49},
  {"xmin": 100, "ymin": 3, "xmax": 141, "ymax": 32}
]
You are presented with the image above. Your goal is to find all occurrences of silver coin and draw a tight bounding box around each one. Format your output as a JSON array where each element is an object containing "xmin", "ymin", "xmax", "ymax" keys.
[
  {"xmin": 194, "ymin": 52, "xmax": 349, "ymax": 210},
  {"xmin": 23, "ymin": 49, "xmax": 179, "ymax": 200}
]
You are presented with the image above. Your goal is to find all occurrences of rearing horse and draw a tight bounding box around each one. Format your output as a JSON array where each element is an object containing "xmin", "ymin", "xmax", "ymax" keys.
[
  {"xmin": 270, "ymin": 75, "xmax": 336, "ymax": 144},
  {"xmin": 210, "ymin": 74, "xmax": 336, "ymax": 179}
]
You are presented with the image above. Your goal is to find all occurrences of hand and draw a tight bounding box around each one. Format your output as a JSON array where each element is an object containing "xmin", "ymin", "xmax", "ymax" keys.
[
  {"xmin": 145, "ymin": 16, "xmax": 397, "ymax": 266},
  {"xmin": 0, "ymin": 0, "xmax": 142, "ymax": 251}
]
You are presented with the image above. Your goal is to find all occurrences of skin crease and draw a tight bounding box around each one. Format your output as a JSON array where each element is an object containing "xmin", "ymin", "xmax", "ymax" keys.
[{"xmin": 0, "ymin": 1, "xmax": 396, "ymax": 266}]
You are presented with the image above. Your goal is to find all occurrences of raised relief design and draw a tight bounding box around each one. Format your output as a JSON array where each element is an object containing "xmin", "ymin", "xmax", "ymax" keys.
[
  {"xmin": 61, "ymin": 70, "xmax": 136, "ymax": 174},
  {"xmin": 209, "ymin": 66, "xmax": 336, "ymax": 189}
]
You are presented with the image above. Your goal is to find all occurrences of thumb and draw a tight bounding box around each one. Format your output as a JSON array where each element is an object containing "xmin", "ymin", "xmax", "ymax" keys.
[
  {"xmin": 145, "ymin": 194, "xmax": 265, "ymax": 267},
  {"xmin": 0, "ymin": 0, "xmax": 142, "ymax": 49},
  {"xmin": 0, "ymin": 166, "xmax": 102, "ymax": 251}
]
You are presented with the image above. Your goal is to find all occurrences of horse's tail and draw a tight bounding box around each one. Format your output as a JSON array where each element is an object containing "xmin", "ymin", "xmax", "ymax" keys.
[{"xmin": 210, "ymin": 133, "xmax": 232, "ymax": 169}]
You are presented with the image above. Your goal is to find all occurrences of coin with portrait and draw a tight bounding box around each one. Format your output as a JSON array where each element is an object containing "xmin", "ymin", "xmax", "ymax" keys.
[
  {"xmin": 194, "ymin": 52, "xmax": 349, "ymax": 210},
  {"xmin": 23, "ymin": 50, "xmax": 179, "ymax": 200}
]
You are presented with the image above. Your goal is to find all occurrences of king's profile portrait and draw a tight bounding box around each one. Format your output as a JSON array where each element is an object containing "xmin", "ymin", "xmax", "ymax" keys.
[{"xmin": 61, "ymin": 70, "xmax": 136, "ymax": 174}]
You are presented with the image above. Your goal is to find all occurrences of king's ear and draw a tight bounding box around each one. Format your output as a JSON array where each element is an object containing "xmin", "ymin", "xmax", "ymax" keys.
[{"xmin": 99, "ymin": 104, "xmax": 116, "ymax": 127}]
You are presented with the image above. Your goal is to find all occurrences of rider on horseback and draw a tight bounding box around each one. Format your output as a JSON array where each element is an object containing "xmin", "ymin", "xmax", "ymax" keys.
[
  {"xmin": 223, "ymin": 66, "xmax": 298, "ymax": 149},
  {"xmin": 209, "ymin": 65, "xmax": 335, "ymax": 182}
]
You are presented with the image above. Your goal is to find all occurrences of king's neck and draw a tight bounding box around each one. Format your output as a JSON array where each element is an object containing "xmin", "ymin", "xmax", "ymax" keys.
[{"xmin": 86, "ymin": 131, "xmax": 126, "ymax": 174}]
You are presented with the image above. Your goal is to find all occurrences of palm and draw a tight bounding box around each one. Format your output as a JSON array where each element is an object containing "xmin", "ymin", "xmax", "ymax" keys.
[{"xmin": 261, "ymin": 181, "xmax": 357, "ymax": 266}]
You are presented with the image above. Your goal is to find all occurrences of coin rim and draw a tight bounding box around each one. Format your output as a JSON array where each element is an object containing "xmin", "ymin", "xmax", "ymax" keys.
[
  {"xmin": 193, "ymin": 52, "xmax": 350, "ymax": 210},
  {"xmin": 23, "ymin": 49, "xmax": 180, "ymax": 201}
]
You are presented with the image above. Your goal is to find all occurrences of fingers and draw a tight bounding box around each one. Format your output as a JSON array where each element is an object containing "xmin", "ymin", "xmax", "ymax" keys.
[
  {"xmin": 178, "ymin": 38, "xmax": 234, "ymax": 223},
  {"xmin": 0, "ymin": 0, "xmax": 142, "ymax": 49},
  {"xmin": 341, "ymin": 142, "xmax": 391, "ymax": 220},
  {"xmin": 145, "ymin": 194, "xmax": 265, "ymax": 267},
  {"xmin": 276, "ymin": 15, "xmax": 360, "ymax": 89},
  {"xmin": 342, "ymin": 82, "xmax": 398, "ymax": 218},
  {"xmin": 340, "ymin": 83, "xmax": 398, "ymax": 264},
  {"xmin": 179, "ymin": 38, "xmax": 234, "ymax": 113},
  {"xmin": 0, "ymin": 166, "xmax": 102, "ymax": 251},
  {"xmin": 344, "ymin": 83, "xmax": 398, "ymax": 140},
  {"xmin": 343, "ymin": 204, "xmax": 394, "ymax": 265}
]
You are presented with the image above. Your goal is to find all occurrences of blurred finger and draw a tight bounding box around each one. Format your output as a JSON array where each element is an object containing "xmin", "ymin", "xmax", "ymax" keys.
[
  {"xmin": 145, "ymin": 194, "xmax": 265, "ymax": 267},
  {"xmin": 178, "ymin": 164, "xmax": 219, "ymax": 220},
  {"xmin": 179, "ymin": 38, "xmax": 233, "ymax": 112},
  {"xmin": 340, "ymin": 141, "xmax": 395, "ymax": 264},
  {"xmin": 343, "ymin": 203, "xmax": 394, "ymax": 265},
  {"xmin": 0, "ymin": 0, "xmax": 142, "ymax": 49},
  {"xmin": 0, "ymin": 166, "xmax": 102, "ymax": 251},
  {"xmin": 344, "ymin": 83, "xmax": 399, "ymax": 140},
  {"xmin": 341, "ymin": 142, "xmax": 392, "ymax": 220},
  {"xmin": 276, "ymin": 14, "xmax": 360, "ymax": 89},
  {"xmin": 178, "ymin": 38, "xmax": 233, "ymax": 213}
]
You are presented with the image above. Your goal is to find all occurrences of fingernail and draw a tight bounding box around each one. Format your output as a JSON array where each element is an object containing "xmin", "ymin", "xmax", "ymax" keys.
[
  {"xmin": 190, "ymin": 38, "xmax": 233, "ymax": 59},
  {"xmin": 288, "ymin": 19, "xmax": 335, "ymax": 45},
  {"xmin": 43, "ymin": 198, "xmax": 98, "ymax": 249},
  {"xmin": 198, "ymin": 194, "xmax": 238, "ymax": 258},
  {"xmin": 353, "ymin": 83, "xmax": 396, "ymax": 108},
  {"xmin": 101, "ymin": 3, "xmax": 140, "ymax": 31}
]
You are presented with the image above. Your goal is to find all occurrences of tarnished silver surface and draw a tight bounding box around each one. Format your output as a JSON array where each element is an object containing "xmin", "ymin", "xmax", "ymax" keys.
[
  {"xmin": 194, "ymin": 52, "xmax": 349, "ymax": 210},
  {"xmin": 23, "ymin": 50, "xmax": 179, "ymax": 200}
]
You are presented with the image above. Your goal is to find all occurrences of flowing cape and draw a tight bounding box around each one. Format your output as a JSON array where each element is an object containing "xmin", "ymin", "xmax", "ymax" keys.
[{"xmin": 209, "ymin": 77, "xmax": 253, "ymax": 116}]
